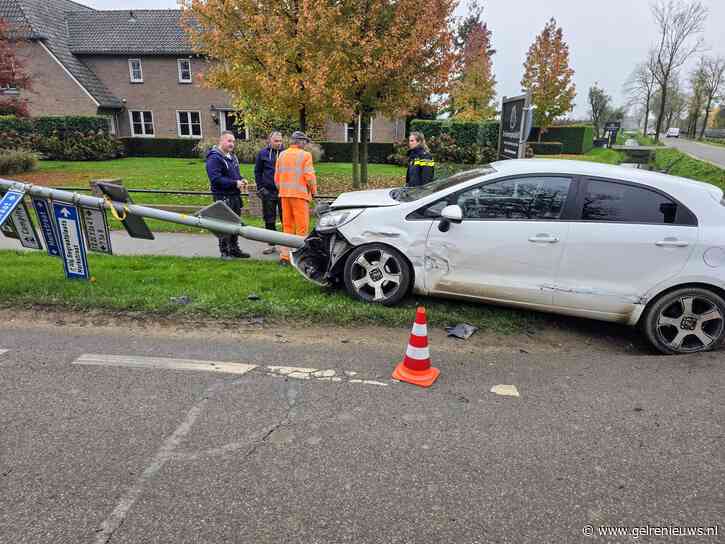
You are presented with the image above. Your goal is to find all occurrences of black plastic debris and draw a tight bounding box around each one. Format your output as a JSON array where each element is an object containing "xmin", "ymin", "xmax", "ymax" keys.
[
  {"xmin": 445, "ymin": 323, "xmax": 478, "ymax": 340},
  {"xmin": 247, "ymin": 293, "xmax": 261, "ymax": 301}
]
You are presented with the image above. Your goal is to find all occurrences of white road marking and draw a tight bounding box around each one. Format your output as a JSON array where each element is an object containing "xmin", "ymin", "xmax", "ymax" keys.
[
  {"xmin": 73, "ymin": 354, "xmax": 257, "ymax": 375},
  {"xmin": 265, "ymin": 365, "xmax": 389, "ymax": 386},
  {"xmin": 490, "ymin": 384, "xmax": 520, "ymax": 397}
]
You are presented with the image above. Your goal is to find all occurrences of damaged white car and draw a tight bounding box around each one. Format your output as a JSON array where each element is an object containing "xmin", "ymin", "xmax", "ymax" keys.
[{"xmin": 291, "ymin": 159, "xmax": 725, "ymax": 355}]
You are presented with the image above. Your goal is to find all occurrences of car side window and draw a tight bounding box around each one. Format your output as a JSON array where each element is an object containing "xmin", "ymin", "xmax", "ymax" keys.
[
  {"xmin": 455, "ymin": 176, "xmax": 572, "ymax": 220},
  {"xmin": 581, "ymin": 179, "xmax": 692, "ymax": 225}
]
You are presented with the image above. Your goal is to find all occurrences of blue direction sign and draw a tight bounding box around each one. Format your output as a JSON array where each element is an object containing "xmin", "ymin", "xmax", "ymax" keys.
[
  {"xmin": 52, "ymin": 202, "xmax": 90, "ymax": 280},
  {"xmin": 32, "ymin": 198, "xmax": 62, "ymax": 257},
  {"xmin": 0, "ymin": 190, "xmax": 25, "ymax": 227}
]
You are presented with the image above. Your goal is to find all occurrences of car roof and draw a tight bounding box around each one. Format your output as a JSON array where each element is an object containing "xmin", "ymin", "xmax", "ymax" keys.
[{"xmin": 489, "ymin": 159, "xmax": 722, "ymax": 203}]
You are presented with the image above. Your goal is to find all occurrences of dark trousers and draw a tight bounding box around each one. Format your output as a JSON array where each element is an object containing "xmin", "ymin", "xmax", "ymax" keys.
[
  {"xmin": 261, "ymin": 196, "xmax": 283, "ymax": 244},
  {"xmin": 213, "ymin": 194, "xmax": 242, "ymax": 255}
]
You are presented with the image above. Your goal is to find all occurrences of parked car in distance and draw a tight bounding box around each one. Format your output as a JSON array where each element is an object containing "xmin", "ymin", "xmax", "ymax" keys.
[
  {"xmin": 292, "ymin": 159, "xmax": 725, "ymax": 355},
  {"xmin": 666, "ymin": 127, "xmax": 681, "ymax": 138},
  {"xmin": 646, "ymin": 128, "xmax": 657, "ymax": 136}
]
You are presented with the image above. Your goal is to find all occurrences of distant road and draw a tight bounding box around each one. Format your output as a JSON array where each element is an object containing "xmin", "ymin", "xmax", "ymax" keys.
[{"xmin": 663, "ymin": 136, "xmax": 725, "ymax": 168}]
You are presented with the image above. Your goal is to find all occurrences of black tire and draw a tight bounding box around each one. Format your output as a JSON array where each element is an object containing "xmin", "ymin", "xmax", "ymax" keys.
[
  {"xmin": 343, "ymin": 243, "xmax": 412, "ymax": 306},
  {"xmin": 642, "ymin": 287, "xmax": 725, "ymax": 354}
]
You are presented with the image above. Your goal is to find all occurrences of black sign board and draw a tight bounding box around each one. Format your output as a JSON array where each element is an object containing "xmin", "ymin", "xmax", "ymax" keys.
[{"xmin": 498, "ymin": 93, "xmax": 532, "ymax": 160}]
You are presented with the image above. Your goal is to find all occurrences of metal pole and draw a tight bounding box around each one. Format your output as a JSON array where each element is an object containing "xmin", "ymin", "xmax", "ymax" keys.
[{"xmin": 0, "ymin": 178, "xmax": 306, "ymax": 249}]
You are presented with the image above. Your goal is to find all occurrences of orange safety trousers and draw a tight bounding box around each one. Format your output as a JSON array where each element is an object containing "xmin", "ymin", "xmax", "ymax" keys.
[{"xmin": 279, "ymin": 197, "xmax": 310, "ymax": 262}]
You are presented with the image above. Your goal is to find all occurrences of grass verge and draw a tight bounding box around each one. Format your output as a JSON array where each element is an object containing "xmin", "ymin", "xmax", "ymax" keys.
[
  {"xmin": 652, "ymin": 148, "xmax": 725, "ymax": 189},
  {"xmin": 537, "ymin": 147, "xmax": 626, "ymax": 165},
  {"xmin": 0, "ymin": 250, "xmax": 537, "ymax": 333}
]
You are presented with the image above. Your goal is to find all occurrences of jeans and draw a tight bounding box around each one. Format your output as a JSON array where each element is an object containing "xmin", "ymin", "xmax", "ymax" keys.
[
  {"xmin": 213, "ymin": 193, "xmax": 242, "ymax": 255},
  {"xmin": 261, "ymin": 195, "xmax": 283, "ymax": 243}
]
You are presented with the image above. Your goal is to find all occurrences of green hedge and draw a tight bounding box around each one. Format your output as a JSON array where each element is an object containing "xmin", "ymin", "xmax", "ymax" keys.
[
  {"xmin": 123, "ymin": 138, "xmax": 394, "ymax": 163},
  {"xmin": 0, "ymin": 115, "xmax": 110, "ymax": 136},
  {"xmin": 410, "ymin": 119, "xmax": 499, "ymax": 149},
  {"xmin": 528, "ymin": 125, "xmax": 593, "ymax": 154},
  {"xmin": 529, "ymin": 142, "xmax": 563, "ymax": 155}
]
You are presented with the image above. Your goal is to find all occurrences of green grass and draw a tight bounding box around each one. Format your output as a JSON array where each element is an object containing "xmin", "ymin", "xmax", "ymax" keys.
[
  {"xmin": 538, "ymin": 147, "xmax": 626, "ymax": 165},
  {"xmin": 702, "ymin": 137, "xmax": 725, "ymax": 148},
  {"xmin": 652, "ymin": 148, "xmax": 725, "ymax": 189},
  {"xmin": 0, "ymin": 250, "xmax": 536, "ymax": 333}
]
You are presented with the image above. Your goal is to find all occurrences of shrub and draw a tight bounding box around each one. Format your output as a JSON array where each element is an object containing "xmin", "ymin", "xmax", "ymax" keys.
[
  {"xmin": 37, "ymin": 131, "xmax": 124, "ymax": 160},
  {"xmin": 529, "ymin": 142, "xmax": 563, "ymax": 155},
  {"xmin": 0, "ymin": 115, "xmax": 109, "ymax": 136},
  {"xmin": 193, "ymin": 137, "xmax": 324, "ymax": 163},
  {"xmin": 317, "ymin": 142, "xmax": 391, "ymax": 163},
  {"xmin": 0, "ymin": 149, "xmax": 38, "ymax": 175},
  {"xmin": 528, "ymin": 125, "xmax": 593, "ymax": 154},
  {"xmin": 410, "ymin": 119, "xmax": 500, "ymax": 150},
  {"xmin": 387, "ymin": 140, "xmax": 408, "ymax": 166}
]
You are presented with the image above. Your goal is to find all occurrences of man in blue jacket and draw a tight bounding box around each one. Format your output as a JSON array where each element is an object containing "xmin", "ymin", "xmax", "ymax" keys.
[
  {"xmin": 205, "ymin": 131, "xmax": 250, "ymax": 259},
  {"xmin": 254, "ymin": 131, "xmax": 284, "ymax": 255}
]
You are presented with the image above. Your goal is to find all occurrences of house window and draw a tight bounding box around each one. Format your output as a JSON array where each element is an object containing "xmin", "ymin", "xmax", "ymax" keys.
[
  {"xmin": 177, "ymin": 111, "xmax": 202, "ymax": 138},
  {"xmin": 101, "ymin": 114, "xmax": 117, "ymax": 135},
  {"xmin": 220, "ymin": 111, "xmax": 249, "ymax": 140},
  {"xmin": 129, "ymin": 110, "xmax": 154, "ymax": 137},
  {"xmin": 345, "ymin": 115, "xmax": 373, "ymax": 143},
  {"xmin": 177, "ymin": 59, "xmax": 192, "ymax": 83},
  {"xmin": 128, "ymin": 59, "xmax": 143, "ymax": 83}
]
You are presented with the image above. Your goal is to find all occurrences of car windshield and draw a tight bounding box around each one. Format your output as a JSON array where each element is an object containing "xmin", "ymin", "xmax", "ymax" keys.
[{"xmin": 391, "ymin": 166, "xmax": 496, "ymax": 202}]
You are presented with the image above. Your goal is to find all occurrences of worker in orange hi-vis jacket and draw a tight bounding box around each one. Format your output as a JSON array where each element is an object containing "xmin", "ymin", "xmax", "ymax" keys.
[{"xmin": 274, "ymin": 131, "xmax": 317, "ymax": 265}]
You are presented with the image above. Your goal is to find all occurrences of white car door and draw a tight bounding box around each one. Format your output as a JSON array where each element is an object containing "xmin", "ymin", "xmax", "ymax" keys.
[
  {"xmin": 422, "ymin": 175, "xmax": 575, "ymax": 306},
  {"xmin": 552, "ymin": 177, "xmax": 698, "ymax": 317}
]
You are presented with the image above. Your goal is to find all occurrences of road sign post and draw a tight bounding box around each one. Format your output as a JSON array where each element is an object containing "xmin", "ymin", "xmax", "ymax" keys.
[
  {"xmin": 81, "ymin": 206, "xmax": 113, "ymax": 254},
  {"xmin": 52, "ymin": 202, "xmax": 90, "ymax": 281},
  {"xmin": 10, "ymin": 199, "xmax": 42, "ymax": 250},
  {"xmin": 0, "ymin": 190, "xmax": 25, "ymax": 227},
  {"xmin": 32, "ymin": 198, "xmax": 62, "ymax": 258}
]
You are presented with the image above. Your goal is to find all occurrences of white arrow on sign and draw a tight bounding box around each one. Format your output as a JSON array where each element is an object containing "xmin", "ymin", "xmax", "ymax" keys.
[{"xmin": 60, "ymin": 208, "xmax": 71, "ymax": 217}]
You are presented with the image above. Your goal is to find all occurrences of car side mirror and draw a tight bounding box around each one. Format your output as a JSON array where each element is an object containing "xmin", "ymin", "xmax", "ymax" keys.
[{"xmin": 441, "ymin": 205, "xmax": 463, "ymax": 223}]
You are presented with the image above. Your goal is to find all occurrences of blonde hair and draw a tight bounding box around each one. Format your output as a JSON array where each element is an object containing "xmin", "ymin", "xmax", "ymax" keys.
[{"xmin": 410, "ymin": 131, "xmax": 429, "ymax": 152}]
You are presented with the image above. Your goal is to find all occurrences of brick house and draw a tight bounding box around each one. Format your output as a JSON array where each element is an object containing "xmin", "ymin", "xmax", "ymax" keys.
[{"xmin": 0, "ymin": 0, "xmax": 405, "ymax": 143}]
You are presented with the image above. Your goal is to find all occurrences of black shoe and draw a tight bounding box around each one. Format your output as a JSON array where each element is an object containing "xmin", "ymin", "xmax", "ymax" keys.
[{"xmin": 229, "ymin": 247, "xmax": 250, "ymax": 259}]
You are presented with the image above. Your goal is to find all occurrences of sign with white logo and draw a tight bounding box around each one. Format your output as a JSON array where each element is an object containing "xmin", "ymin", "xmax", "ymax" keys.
[
  {"xmin": 498, "ymin": 93, "xmax": 533, "ymax": 160},
  {"xmin": 0, "ymin": 190, "xmax": 25, "ymax": 227},
  {"xmin": 10, "ymin": 200, "xmax": 42, "ymax": 250},
  {"xmin": 80, "ymin": 206, "xmax": 112, "ymax": 254},
  {"xmin": 52, "ymin": 202, "xmax": 90, "ymax": 280},
  {"xmin": 32, "ymin": 198, "xmax": 62, "ymax": 257}
]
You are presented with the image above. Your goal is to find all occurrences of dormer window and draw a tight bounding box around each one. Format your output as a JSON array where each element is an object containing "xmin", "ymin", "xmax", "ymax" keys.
[
  {"xmin": 177, "ymin": 59, "xmax": 192, "ymax": 83},
  {"xmin": 128, "ymin": 59, "xmax": 143, "ymax": 83}
]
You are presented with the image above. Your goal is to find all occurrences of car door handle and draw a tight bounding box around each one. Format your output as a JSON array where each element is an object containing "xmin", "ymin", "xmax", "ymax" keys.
[
  {"xmin": 655, "ymin": 240, "xmax": 689, "ymax": 247},
  {"xmin": 528, "ymin": 234, "xmax": 559, "ymax": 243}
]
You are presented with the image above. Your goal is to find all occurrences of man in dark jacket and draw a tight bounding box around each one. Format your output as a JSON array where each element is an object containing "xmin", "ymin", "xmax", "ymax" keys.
[
  {"xmin": 254, "ymin": 131, "xmax": 284, "ymax": 255},
  {"xmin": 405, "ymin": 131, "xmax": 435, "ymax": 187},
  {"xmin": 205, "ymin": 131, "xmax": 250, "ymax": 259}
]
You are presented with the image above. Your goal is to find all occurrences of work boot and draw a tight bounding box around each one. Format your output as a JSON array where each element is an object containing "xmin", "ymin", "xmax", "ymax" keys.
[
  {"xmin": 262, "ymin": 245, "xmax": 277, "ymax": 255},
  {"xmin": 229, "ymin": 246, "xmax": 250, "ymax": 259}
]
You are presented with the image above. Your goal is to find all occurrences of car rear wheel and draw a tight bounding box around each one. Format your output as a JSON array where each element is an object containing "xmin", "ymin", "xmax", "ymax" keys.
[
  {"xmin": 643, "ymin": 287, "xmax": 725, "ymax": 354},
  {"xmin": 343, "ymin": 244, "xmax": 411, "ymax": 306}
]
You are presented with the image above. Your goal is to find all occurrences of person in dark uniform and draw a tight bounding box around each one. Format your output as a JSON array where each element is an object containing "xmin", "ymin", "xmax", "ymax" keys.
[
  {"xmin": 254, "ymin": 131, "xmax": 285, "ymax": 255},
  {"xmin": 205, "ymin": 131, "xmax": 250, "ymax": 260},
  {"xmin": 405, "ymin": 131, "xmax": 435, "ymax": 187}
]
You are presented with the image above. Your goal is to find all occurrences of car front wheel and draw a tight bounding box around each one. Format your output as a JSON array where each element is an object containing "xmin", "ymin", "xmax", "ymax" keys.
[
  {"xmin": 343, "ymin": 244, "xmax": 412, "ymax": 306},
  {"xmin": 643, "ymin": 287, "xmax": 725, "ymax": 354}
]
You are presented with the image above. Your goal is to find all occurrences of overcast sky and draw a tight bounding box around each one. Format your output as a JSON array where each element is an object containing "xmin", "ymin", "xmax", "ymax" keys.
[{"xmin": 84, "ymin": 0, "xmax": 725, "ymax": 117}]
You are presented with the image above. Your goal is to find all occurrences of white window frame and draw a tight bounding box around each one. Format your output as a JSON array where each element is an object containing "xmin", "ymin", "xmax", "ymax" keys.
[
  {"xmin": 176, "ymin": 110, "xmax": 203, "ymax": 139},
  {"xmin": 177, "ymin": 58, "xmax": 192, "ymax": 83},
  {"xmin": 129, "ymin": 110, "xmax": 155, "ymax": 138},
  {"xmin": 344, "ymin": 114, "xmax": 373, "ymax": 143},
  {"xmin": 101, "ymin": 114, "xmax": 117, "ymax": 135},
  {"xmin": 219, "ymin": 111, "xmax": 250, "ymax": 140},
  {"xmin": 128, "ymin": 58, "xmax": 143, "ymax": 83}
]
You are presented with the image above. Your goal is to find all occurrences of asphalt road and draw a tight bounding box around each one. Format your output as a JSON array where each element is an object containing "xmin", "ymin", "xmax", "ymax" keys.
[
  {"xmin": 1, "ymin": 313, "xmax": 723, "ymax": 543},
  {"xmin": 663, "ymin": 137, "xmax": 725, "ymax": 168}
]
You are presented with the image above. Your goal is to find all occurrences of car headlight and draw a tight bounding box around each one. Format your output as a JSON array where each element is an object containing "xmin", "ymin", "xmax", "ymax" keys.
[{"xmin": 317, "ymin": 209, "xmax": 364, "ymax": 232}]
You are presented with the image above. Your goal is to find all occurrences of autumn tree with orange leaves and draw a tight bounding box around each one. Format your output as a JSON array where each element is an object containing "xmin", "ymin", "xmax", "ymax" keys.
[
  {"xmin": 449, "ymin": 3, "xmax": 496, "ymax": 121},
  {"xmin": 521, "ymin": 18, "xmax": 575, "ymax": 139},
  {"xmin": 0, "ymin": 19, "xmax": 32, "ymax": 116}
]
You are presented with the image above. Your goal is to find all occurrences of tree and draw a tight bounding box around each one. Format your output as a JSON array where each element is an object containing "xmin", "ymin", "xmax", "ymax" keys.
[
  {"xmin": 650, "ymin": 0, "xmax": 707, "ymax": 142},
  {"xmin": 588, "ymin": 83, "xmax": 611, "ymax": 138},
  {"xmin": 698, "ymin": 55, "xmax": 725, "ymax": 139},
  {"xmin": 624, "ymin": 55, "xmax": 657, "ymax": 136},
  {"xmin": 521, "ymin": 18, "xmax": 576, "ymax": 140},
  {"xmin": 686, "ymin": 62, "xmax": 708, "ymax": 137},
  {"xmin": 652, "ymin": 74, "xmax": 687, "ymax": 130},
  {"xmin": 183, "ymin": 0, "xmax": 346, "ymax": 132},
  {"xmin": 0, "ymin": 19, "xmax": 32, "ymax": 116}
]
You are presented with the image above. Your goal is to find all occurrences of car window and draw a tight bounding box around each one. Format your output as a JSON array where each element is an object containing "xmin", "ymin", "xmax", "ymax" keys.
[
  {"xmin": 392, "ymin": 166, "xmax": 495, "ymax": 202},
  {"xmin": 455, "ymin": 176, "xmax": 572, "ymax": 220},
  {"xmin": 581, "ymin": 179, "xmax": 682, "ymax": 224}
]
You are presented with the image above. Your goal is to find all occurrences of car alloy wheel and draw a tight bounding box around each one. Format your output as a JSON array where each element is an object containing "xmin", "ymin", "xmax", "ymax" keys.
[
  {"xmin": 644, "ymin": 287, "xmax": 725, "ymax": 354},
  {"xmin": 343, "ymin": 244, "xmax": 411, "ymax": 306}
]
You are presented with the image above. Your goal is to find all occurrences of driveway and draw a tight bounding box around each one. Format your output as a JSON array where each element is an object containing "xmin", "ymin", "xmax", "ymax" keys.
[{"xmin": 663, "ymin": 136, "xmax": 725, "ymax": 168}]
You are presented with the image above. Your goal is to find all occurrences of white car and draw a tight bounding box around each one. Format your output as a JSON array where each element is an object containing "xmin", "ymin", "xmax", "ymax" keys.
[
  {"xmin": 292, "ymin": 159, "xmax": 725, "ymax": 354},
  {"xmin": 666, "ymin": 127, "xmax": 680, "ymax": 138}
]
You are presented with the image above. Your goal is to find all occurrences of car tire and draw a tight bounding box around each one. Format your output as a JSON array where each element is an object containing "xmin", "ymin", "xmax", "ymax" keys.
[
  {"xmin": 642, "ymin": 287, "xmax": 725, "ymax": 354},
  {"xmin": 343, "ymin": 243, "xmax": 412, "ymax": 306}
]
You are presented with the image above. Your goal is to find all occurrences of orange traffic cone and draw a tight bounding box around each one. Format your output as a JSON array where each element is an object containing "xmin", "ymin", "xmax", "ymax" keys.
[{"xmin": 392, "ymin": 307, "xmax": 440, "ymax": 387}]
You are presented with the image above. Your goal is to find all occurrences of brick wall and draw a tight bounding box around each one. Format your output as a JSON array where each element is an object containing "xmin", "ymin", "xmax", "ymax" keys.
[
  {"xmin": 82, "ymin": 55, "xmax": 231, "ymax": 139},
  {"xmin": 13, "ymin": 41, "xmax": 98, "ymax": 116}
]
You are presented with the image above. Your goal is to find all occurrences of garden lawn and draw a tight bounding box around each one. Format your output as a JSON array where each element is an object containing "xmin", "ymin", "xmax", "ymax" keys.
[{"xmin": 0, "ymin": 250, "xmax": 536, "ymax": 334}]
